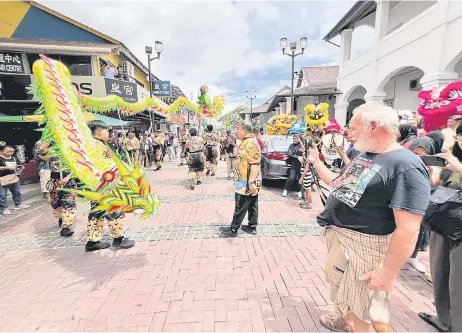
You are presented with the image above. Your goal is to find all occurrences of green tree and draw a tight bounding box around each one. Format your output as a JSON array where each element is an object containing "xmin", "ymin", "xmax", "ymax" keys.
[{"xmin": 218, "ymin": 106, "xmax": 249, "ymax": 130}]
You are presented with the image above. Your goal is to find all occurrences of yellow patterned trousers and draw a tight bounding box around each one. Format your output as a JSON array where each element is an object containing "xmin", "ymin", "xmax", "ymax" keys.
[
  {"xmin": 48, "ymin": 178, "xmax": 77, "ymax": 229},
  {"xmin": 205, "ymin": 161, "xmax": 217, "ymax": 173},
  {"xmin": 87, "ymin": 217, "xmax": 124, "ymax": 242},
  {"xmin": 188, "ymin": 171, "xmax": 204, "ymax": 183}
]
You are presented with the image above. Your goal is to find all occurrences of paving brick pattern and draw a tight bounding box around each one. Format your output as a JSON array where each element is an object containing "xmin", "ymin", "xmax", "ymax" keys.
[{"xmin": 0, "ymin": 160, "xmax": 437, "ymax": 332}]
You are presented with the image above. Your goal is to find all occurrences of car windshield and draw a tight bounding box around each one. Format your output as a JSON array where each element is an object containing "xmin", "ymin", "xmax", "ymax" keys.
[{"xmin": 263, "ymin": 136, "xmax": 291, "ymax": 153}]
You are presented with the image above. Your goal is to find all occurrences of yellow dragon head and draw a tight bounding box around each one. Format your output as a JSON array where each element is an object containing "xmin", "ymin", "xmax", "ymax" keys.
[{"xmin": 304, "ymin": 102, "xmax": 329, "ymax": 134}]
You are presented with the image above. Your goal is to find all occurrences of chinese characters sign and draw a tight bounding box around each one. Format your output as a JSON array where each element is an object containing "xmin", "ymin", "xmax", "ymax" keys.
[
  {"xmin": 104, "ymin": 78, "xmax": 138, "ymax": 103},
  {"xmin": 0, "ymin": 52, "xmax": 25, "ymax": 74},
  {"xmin": 151, "ymin": 80, "xmax": 171, "ymax": 97}
]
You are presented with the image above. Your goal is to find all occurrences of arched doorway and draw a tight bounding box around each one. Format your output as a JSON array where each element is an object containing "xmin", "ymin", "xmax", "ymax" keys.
[
  {"xmin": 455, "ymin": 57, "xmax": 462, "ymax": 80},
  {"xmin": 376, "ymin": 66, "xmax": 425, "ymax": 113},
  {"xmin": 346, "ymin": 99, "xmax": 366, "ymax": 124},
  {"xmin": 343, "ymin": 85, "xmax": 367, "ymax": 124}
]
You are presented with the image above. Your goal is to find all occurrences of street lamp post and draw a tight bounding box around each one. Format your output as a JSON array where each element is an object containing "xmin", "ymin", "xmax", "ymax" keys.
[
  {"xmin": 245, "ymin": 90, "xmax": 257, "ymax": 125},
  {"xmin": 145, "ymin": 41, "xmax": 163, "ymax": 131},
  {"xmin": 280, "ymin": 37, "xmax": 307, "ymax": 115}
]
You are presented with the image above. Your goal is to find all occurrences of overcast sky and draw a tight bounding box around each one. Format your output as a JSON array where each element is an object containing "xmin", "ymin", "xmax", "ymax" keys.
[{"xmin": 40, "ymin": 0, "xmax": 374, "ymax": 113}]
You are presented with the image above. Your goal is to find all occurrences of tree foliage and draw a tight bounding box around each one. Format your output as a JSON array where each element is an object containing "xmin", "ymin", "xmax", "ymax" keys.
[{"xmin": 218, "ymin": 106, "xmax": 249, "ymax": 129}]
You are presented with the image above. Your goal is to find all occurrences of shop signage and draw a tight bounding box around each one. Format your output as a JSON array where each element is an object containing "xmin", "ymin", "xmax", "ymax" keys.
[
  {"xmin": 105, "ymin": 78, "xmax": 138, "ymax": 103},
  {"xmin": 151, "ymin": 80, "xmax": 171, "ymax": 97},
  {"xmin": 0, "ymin": 52, "xmax": 25, "ymax": 74}
]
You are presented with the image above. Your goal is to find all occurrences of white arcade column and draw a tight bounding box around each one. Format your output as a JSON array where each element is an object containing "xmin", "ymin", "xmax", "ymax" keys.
[
  {"xmin": 420, "ymin": 72, "xmax": 459, "ymax": 90},
  {"xmin": 279, "ymin": 102, "xmax": 287, "ymax": 115},
  {"xmin": 334, "ymin": 102, "xmax": 349, "ymax": 127},
  {"xmin": 365, "ymin": 91, "xmax": 386, "ymax": 104}
]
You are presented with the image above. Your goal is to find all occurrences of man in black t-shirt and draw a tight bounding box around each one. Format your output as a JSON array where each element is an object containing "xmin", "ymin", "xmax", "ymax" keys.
[{"xmin": 307, "ymin": 104, "xmax": 430, "ymax": 332}]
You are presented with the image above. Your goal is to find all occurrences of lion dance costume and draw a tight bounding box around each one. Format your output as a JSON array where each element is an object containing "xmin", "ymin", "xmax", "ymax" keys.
[
  {"xmin": 417, "ymin": 80, "xmax": 462, "ymax": 132},
  {"xmin": 265, "ymin": 114, "xmax": 297, "ymax": 135},
  {"xmin": 304, "ymin": 102, "xmax": 330, "ymax": 145}
]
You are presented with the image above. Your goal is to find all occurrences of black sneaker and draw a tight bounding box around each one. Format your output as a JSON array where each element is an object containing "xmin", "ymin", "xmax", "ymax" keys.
[
  {"xmin": 211, "ymin": 173, "xmax": 216, "ymax": 177},
  {"xmin": 219, "ymin": 226, "xmax": 238, "ymax": 238},
  {"xmin": 241, "ymin": 225, "xmax": 257, "ymax": 235},
  {"xmin": 58, "ymin": 218, "xmax": 63, "ymax": 227},
  {"xmin": 85, "ymin": 241, "xmax": 111, "ymax": 252},
  {"xmin": 206, "ymin": 170, "xmax": 210, "ymax": 176},
  {"xmin": 60, "ymin": 228, "xmax": 74, "ymax": 237},
  {"xmin": 190, "ymin": 183, "xmax": 195, "ymax": 190},
  {"xmin": 197, "ymin": 181, "xmax": 202, "ymax": 185},
  {"xmin": 112, "ymin": 237, "xmax": 136, "ymax": 249}
]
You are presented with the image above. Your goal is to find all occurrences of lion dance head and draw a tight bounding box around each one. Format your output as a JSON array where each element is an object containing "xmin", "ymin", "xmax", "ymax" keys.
[
  {"xmin": 266, "ymin": 114, "xmax": 297, "ymax": 135},
  {"xmin": 417, "ymin": 81, "xmax": 462, "ymax": 131}
]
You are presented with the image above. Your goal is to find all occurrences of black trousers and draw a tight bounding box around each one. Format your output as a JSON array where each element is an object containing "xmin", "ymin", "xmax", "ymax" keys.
[
  {"xmin": 231, "ymin": 193, "xmax": 258, "ymax": 230},
  {"xmin": 430, "ymin": 232, "xmax": 462, "ymax": 331},
  {"xmin": 284, "ymin": 165, "xmax": 301, "ymax": 192}
]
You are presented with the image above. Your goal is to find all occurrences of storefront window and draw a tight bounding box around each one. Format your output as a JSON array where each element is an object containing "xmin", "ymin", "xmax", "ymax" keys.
[{"xmin": 27, "ymin": 54, "xmax": 92, "ymax": 76}]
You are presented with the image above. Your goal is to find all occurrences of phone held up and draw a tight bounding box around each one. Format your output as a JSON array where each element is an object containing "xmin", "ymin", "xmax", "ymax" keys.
[{"xmin": 420, "ymin": 155, "xmax": 447, "ymax": 167}]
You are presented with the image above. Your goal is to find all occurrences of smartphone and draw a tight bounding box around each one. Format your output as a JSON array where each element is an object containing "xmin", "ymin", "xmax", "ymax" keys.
[{"xmin": 420, "ymin": 155, "xmax": 447, "ymax": 167}]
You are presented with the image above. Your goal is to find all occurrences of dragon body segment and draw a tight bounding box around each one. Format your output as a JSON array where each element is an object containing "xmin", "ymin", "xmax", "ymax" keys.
[
  {"xmin": 32, "ymin": 54, "xmax": 158, "ymax": 218},
  {"xmin": 78, "ymin": 85, "xmax": 224, "ymax": 119}
]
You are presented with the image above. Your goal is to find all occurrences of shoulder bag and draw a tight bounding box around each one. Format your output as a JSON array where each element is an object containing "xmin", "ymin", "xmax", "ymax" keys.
[
  {"xmin": 0, "ymin": 173, "xmax": 19, "ymax": 186},
  {"xmin": 422, "ymin": 185, "xmax": 462, "ymax": 240}
]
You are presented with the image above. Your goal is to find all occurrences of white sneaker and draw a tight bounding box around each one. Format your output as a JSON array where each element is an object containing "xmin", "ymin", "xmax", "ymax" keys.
[
  {"xmin": 408, "ymin": 258, "xmax": 426, "ymax": 273},
  {"xmin": 297, "ymin": 192, "xmax": 302, "ymax": 199},
  {"xmin": 282, "ymin": 190, "xmax": 287, "ymax": 197}
]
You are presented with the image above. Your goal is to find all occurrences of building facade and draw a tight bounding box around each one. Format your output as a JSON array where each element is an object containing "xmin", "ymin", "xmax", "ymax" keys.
[{"xmin": 324, "ymin": 0, "xmax": 462, "ymax": 126}]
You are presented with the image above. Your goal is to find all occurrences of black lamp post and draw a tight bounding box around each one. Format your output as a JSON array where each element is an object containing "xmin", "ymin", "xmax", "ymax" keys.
[
  {"xmin": 145, "ymin": 41, "xmax": 163, "ymax": 130},
  {"xmin": 280, "ymin": 37, "xmax": 307, "ymax": 115},
  {"xmin": 246, "ymin": 90, "xmax": 257, "ymax": 124}
]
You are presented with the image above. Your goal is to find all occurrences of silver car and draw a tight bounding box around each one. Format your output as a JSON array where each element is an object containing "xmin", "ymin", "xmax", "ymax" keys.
[{"xmin": 260, "ymin": 135, "xmax": 291, "ymax": 180}]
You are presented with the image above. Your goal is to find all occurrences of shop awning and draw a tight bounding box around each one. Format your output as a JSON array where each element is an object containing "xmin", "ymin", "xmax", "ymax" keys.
[{"xmin": 0, "ymin": 112, "xmax": 131, "ymax": 126}]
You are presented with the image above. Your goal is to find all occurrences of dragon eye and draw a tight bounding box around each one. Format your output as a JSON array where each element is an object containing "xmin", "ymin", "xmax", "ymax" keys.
[
  {"xmin": 419, "ymin": 98, "xmax": 426, "ymax": 106},
  {"xmin": 448, "ymin": 90, "xmax": 458, "ymax": 100}
]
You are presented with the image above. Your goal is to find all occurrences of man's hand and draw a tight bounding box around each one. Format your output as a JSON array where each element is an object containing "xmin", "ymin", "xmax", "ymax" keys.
[
  {"xmin": 248, "ymin": 182, "xmax": 257, "ymax": 195},
  {"xmin": 438, "ymin": 152, "xmax": 462, "ymax": 173},
  {"xmin": 307, "ymin": 147, "xmax": 320, "ymax": 164},
  {"xmin": 60, "ymin": 176, "xmax": 71, "ymax": 186},
  {"xmin": 359, "ymin": 267, "xmax": 397, "ymax": 292}
]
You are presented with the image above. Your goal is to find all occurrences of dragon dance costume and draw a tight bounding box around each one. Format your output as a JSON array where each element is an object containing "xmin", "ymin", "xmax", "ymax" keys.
[
  {"xmin": 47, "ymin": 156, "xmax": 78, "ymax": 236},
  {"xmin": 203, "ymin": 126, "xmax": 219, "ymax": 176},
  {"xmin": 186, "ymin": 131, "xmax": 206, "ymax": 190},
  {"xmin": 179, "ymin": 130, "xmax": 188, "ymax": 166}
]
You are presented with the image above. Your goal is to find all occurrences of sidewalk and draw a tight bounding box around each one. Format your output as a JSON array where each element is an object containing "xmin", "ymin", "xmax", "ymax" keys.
[{"xmin": 0, "ymin": 160, "xmax": 436, "ymax": 332}]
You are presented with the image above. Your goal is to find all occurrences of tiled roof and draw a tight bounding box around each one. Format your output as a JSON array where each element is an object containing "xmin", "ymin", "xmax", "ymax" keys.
[
  {"xmin": 239, "ymin": 103, "xmax": 271, "ymax": 115},
  {"xmin": 277, "ymin": 82, "xmax": 338, "ymax": 97},
  {"xmin": 300, "ymin": 66, "xmax": 339, "ymax": 85}
]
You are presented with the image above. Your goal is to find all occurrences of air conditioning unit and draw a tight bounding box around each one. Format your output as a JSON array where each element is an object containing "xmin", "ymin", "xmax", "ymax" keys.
[
  {"xmin": 409, "ymin": 79, "xmax": 421, "ymax": 91},
  {"xmin": 121, "ymin": 61, "xmax": 135, "ymax": 80}
]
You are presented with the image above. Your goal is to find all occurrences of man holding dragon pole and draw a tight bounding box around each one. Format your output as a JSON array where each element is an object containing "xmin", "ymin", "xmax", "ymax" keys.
[{"xmin": 85, "ymin": 120, "xmax": 135, "ymax": 252}]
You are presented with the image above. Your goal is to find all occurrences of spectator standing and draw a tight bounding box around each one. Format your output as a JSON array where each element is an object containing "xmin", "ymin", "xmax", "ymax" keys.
[
  {"xmin": 226, "ymin": 131, "xmax": 237, "ymax": 180},
  {"xmin": 173, "ymin": 134, "xmax": 179, "ymax": 159},
  {"xmin": 126, "ymin": 132, "xmax": 140, "ymax": 162},
  {"xmin": 34, "ymin": 141, "xmax": 51, "ymax": 199},
  {"xmin": 220, "ymin": 121, "xmax": 262, "ymax": 237},
  {"xmin": 309, "ymin": 104, "xmax": 430, "ymax": 332},
  {"xmin": 0, "ymin": 144, "xmax": 29, "ymax": 215}
]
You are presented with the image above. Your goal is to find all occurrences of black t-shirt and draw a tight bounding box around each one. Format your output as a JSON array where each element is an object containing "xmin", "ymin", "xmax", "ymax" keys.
[
  {"xmin": 0, "ymin": 156, "xmax": 18, "ymax": 177},
  {"xmin": 317, "ymin": 149, "xmax": 430, "ymax": 235}
]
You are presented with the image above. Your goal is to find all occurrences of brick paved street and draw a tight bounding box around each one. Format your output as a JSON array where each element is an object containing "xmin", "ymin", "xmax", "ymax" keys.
[{"xmin": 0, "ymin": 160, "xmax": 437, "ymax": 332}]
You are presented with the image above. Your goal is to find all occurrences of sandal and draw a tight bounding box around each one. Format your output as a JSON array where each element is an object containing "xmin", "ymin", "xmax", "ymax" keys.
[
  {"xmin": 319, "ymin": 314, "xmax": 353, "ymax": 332},
  {"xmin": 418, "ymin": 313, "xmax": 448, "ymax": 332}
]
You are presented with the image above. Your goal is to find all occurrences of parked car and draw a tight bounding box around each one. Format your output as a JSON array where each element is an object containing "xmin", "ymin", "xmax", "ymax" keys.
[{"xmin": 260, "ymin": 135, "xmax": 291, "ymax": 180}]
